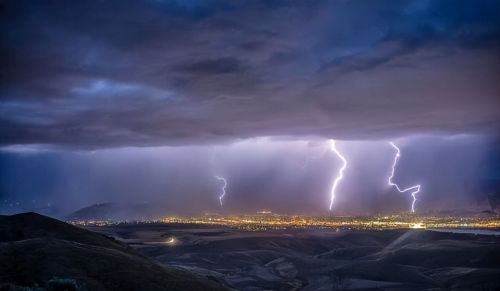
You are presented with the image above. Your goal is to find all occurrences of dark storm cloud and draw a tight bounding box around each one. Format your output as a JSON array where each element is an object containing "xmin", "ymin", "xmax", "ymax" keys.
[
  {"xmin": 1, "ymin": 0, "xmax": 499, "ymax": 147},
  {"xmin": 176, "ymin": 57, "xmax": 247, "ymax": 75}
]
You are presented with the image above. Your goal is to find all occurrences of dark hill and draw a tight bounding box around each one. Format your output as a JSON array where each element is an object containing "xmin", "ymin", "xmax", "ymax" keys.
[
  {"xmin": 0, "ymin": 212, "xmax": 226, "ymax": 291},
  {"xmin": 0, "ymin": 212, "xmax": 127, "ymax": 251},
  {"xmin": 66, "ymin": 203, "xmax": 116, "ymax": 220},
  {"xmin": 488, "ymin": 191, "xmax": 500, "ymax": 212},
  {"xmin": 65, "ymin": 202, "xmax": 156, "ymax": 221}
]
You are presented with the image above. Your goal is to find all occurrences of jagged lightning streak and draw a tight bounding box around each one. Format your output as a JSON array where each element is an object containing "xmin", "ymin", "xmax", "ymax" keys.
[
  {"xmin": 215, "ymin": 175, "xmax": 227, "ymax": 206},
  {"xmin": 388, "ymin": 142, "xmax": 421, "ymax": 213},
  {"xmin": 329, "ymin": 140, "xmax": 347, "ymax": 211}
]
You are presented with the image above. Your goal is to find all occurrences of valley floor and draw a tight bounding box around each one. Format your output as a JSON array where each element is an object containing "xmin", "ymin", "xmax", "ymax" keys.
[{"xmin": 87, "ymin": 224, "xmax": 500, "ymax": 291}]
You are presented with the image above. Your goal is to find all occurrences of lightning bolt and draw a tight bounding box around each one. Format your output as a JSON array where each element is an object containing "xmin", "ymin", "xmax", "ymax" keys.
[
  {"xmin": 215, "ymin": 175, "xmax": 227, "ymax": 206},
  {"xmin": 388, "ymin": 142, "xmax": 421, "ymax": 213},
  {"xmin": 329, "ymin": 140, "xmax": 347, "ymax": 211}
]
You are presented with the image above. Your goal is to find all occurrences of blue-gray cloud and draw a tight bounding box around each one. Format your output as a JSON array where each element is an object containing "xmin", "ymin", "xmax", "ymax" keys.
[{"xmin": 1, "ymin": 0, "xmax": 499, "ymax": 148}]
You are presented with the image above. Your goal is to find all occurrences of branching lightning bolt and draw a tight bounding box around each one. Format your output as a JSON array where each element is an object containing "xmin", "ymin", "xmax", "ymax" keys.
[
  {"xmin": 329, "ymin": 140, "xmax": 347, "ymax": 211},
  {"xmin": 215, "ymin": 175, "xmax": 227, "ymax": 206},
  {"xmin": 388, "ymin": 142, "xmax": 421, "ymax": 213}
]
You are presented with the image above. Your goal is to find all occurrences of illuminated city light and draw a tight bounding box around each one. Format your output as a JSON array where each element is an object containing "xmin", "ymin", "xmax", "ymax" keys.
[
  {"xmin": 68, "ymin": 213, "xmax": 500, "ymax": 232},
  {"xmin": 329, "ymin": 140, "xmax": 347, "ymax": 211},
  {"xmin": 388, "ymin": 142, "xmax": 421, "ymax": 213},
  {"xmin": 257, "ymin": 210, "xmax": 272, "ymax": 214}
]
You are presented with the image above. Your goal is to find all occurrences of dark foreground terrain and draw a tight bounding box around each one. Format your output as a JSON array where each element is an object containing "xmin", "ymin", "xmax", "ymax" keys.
[
  {"xmin": 1, "ymin": 213, "xmax": 500, "ymax": 291},
  {"xmin": 89, "ymin": 223, "xmax": 500, "ymax": 291},
  {"xmin": 0, "ymin": 213, "xmax": 226, "ymax": 291}
]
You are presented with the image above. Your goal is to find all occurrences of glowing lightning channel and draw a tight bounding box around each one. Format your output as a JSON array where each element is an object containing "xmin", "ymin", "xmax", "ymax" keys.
[
  {"xmin": 388, "ymin": 142, "xmax": 421, "ymax": 213},
  {"xmin": 329, "ymin": 140, "xmax": 347, "ymax": 211},
  {"xmin": 215, "ymin": 175, "xmax": 227, "ymax": 206}
]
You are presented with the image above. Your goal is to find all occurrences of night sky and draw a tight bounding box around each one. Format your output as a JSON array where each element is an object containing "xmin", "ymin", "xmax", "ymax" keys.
[{"xmin": 1, "ymin": 1, "xmax": 499, "ymax": 217}]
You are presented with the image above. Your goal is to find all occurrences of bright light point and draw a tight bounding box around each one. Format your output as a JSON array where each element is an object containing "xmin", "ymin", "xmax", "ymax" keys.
[
  {"xmin": 257, "ymin": 210, "xmax": 272, "ymax": 214},
  {"xmin": 165, "ymin": 237, "xmax": 177, "ymax": 245},
  {"xmin": 215, "ymin": 175, "xmax": 227, "ymax": 206},
  {"xmin": 411, "ymin": 223, "xmax": 425, "ymax": 229},
  {"xmin": 329, "ymin": 140, "xmax": 347, "ymax": 211},
  {"xmin": 388, "ymin": 142, "xmax": 421, "ymax": 213}
]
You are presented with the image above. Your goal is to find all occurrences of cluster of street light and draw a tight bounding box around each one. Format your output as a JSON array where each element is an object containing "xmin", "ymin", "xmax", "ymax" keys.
[{"xmin": 69, "ymin": 212, "xmax": 500, "ymax": 232}]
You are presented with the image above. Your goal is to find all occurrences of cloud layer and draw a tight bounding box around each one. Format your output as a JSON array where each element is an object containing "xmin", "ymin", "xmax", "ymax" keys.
[{"xmin": 1, "ymin": 0, "xmax": 499, "ymax": 147}]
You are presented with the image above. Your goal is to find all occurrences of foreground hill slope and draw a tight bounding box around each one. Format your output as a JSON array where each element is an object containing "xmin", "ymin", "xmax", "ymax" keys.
[
  {"xmin": 0, "ymin": 212, "xmax": 127, "ymax": 251},
  {"xmin": 0, "ymin": 212, "xmax": 226, "ymax": 291}
]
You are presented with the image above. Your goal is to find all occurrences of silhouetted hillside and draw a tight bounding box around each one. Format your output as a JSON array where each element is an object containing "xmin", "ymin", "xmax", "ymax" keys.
[
  {"xmin": 0, "ymin": 212, "xmax": 127, "ymax": 251},
  {"xmin": 66, "ymin": 203, "xmax": 116, "ymax": 220},
  {"xmin": 488, "ymin": 191, "xmax": 500, "ymax": 212},
  {"xmin": 0, "ymin": 212, "xmax": 226, "ymax": 291},
  {"xmin": 66, "ymin": 203, "xmax": 155, "ymax": 221}
]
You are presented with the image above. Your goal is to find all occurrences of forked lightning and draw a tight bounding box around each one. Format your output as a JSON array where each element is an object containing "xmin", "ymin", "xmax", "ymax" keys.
[{"xmin": 388, "ymin": 142, "xmax": 421, "ymax": 213}]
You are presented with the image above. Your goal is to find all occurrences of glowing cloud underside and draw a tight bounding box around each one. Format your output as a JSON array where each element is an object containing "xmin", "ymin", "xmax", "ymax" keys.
[
  {"xmin": 388, "ymin": 142, "xmax": 421, "ymax": 213},
  {"xmin": 215, "ymin": 175, "xmax": 227, "ymax": 206},
  {"xmin": 329, "ymin": 140, "xmax": 347, "ymax": 211}
]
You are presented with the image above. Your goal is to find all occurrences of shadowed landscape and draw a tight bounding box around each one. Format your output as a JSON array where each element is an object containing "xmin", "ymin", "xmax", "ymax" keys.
[
  {"xmin": 94, "ymin": 222, "xmax": 500, "ymax": 290},
  {"xmin": 0, "ymin": 213, "xmax": 226, "ymax": 291},
  {"xmin": 2, "ymin": 212, "xmax": 498, "ymax": 290}
]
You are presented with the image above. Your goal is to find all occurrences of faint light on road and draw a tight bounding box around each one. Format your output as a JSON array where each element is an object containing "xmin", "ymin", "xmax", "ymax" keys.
[{"xmin": 165, "ymin": 237, "xmax": 177, "ymax": 245}]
